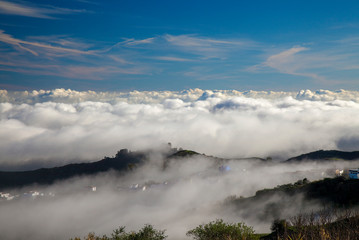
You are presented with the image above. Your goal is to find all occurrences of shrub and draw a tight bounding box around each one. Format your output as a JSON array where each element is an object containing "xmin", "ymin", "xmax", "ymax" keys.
[
  {"xmin": 71, "ymin": 225, "xmax": 167, "ymax": 240},
  {"xmin": 186, "ymin": 219, "xmax": 256, "ymax": 240},
  {"xmin": 262, "ymin": 209, "xmax": 359, "ymax": 240}
]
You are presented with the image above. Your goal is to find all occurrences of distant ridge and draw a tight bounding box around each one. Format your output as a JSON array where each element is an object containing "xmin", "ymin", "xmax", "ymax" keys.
[
  {"xmin": 2, "ymin": 148, "xmax": 359, "ymax": 190},
  {"xmin": 286, "ymin": 150, "xmax": 359, "ymax": 162},
  {"xmin": 0, "ymin": 149, "xmax": 146, "ymax": 190},
  {"xmin": 0, "ymin": 147, "xmax": 207, "ymax": 190},
  {"xmin": 169, "ymin": 150, "xmax": 200, "ymax": 158},
  {"xmin": 226, "ymin": 176, "xmax": 359, "ymax": 221}
]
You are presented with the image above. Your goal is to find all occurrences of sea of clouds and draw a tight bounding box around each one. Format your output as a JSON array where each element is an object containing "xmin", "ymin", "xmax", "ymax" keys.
[
  {"xmin": 1, "ymin": 88, "xmax": 359, "ymax": 170},
  {"xmin": 2, "ymin": 88, "xmax": 359, "ymax": 239}
]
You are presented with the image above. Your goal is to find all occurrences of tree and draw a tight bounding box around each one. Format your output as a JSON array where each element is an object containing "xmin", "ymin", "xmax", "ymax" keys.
[
  {"xmin": 70, "ymin": 225, "xmax": 166, "ymax": 240},
  {"xmin": 123, "ymin": 225, "xmax": 167, "ymax": 240},
  {"xmin": 186, "ymin": 219, "xmax": 255, "ymax": 240},
  {"xmin": 270, "ymin": 219, "xmax": 288, "ymax": 240}
]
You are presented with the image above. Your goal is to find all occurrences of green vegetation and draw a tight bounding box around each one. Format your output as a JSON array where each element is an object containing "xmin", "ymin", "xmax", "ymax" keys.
[
  {"xmin": 186, "ymin": 219, "xmax": 256, "ymax": 240},
  {"xmin": 221, "ymin": 177, "xmax": 359, "ymax": 228},
  {"xmin": 253, "ymin": 177, "xmax": 359, "ymax": 207},
  {"xmin": 72, "ymin": 220, "xmax": 258, "ymax": 240},
  {"xmin": 70, "ymin": 225, "xmax": 166, "ymax": 240},
  {"xmin": 170, "ymin": 150, "xmax": 200, "ymax": 157},
  {"xmin": 255, "ymin": 178, "xmax": 310, "ymax": 197},
  {"xmin": 286, "ymin": 149, "xmax": 359, "ymax": 162},
  {"xmin": 72, "ymin": 212, "xmax": 359, "ymax": 240},
  {"xmin": 261, "ymin": 209, "xmax": 359, "ymax": 240},
  {"xmin": 0, "ymin": 149, "xmax": 145, "ymax": 190}
]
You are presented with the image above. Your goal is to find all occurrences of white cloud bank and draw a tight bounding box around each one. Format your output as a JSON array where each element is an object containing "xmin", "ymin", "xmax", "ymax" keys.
[
  {"xmin": 1, "ymin": 88, "xmax": 359, "ymax": 169},
  {"xmin": 1, "ymin": 89, "xmax": 359, "ymax": 239},
  {"xmin": 0, "ymin": 155, "xmax": 355, "ymax": 240}
]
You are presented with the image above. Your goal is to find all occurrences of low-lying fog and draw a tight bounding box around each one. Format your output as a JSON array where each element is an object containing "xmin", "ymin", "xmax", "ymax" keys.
[
  {"xmin": 1, "ymin": 154, "xmax": 358, "ymax": 240},
  {"xmin": 1, "ymin": 88, "xmax": 359, "ymax": 239}
]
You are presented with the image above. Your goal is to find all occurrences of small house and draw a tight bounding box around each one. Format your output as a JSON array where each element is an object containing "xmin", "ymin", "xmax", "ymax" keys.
[{"xmin": 349, "ymin": 169, "xmax": 359, "ymax": 179}]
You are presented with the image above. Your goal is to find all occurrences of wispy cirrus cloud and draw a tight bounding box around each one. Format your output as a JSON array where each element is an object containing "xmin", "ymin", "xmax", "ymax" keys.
[
  {"xmin": 164, "ymin": 34, "xmax": 244, "ymax": 47},
  {"xmin": 264, "ymin": 47, "xmax": 324, "ymax": 80},
  {"xmin": 247, "ymin": 35, "xmax": 359, "ymax": 86},
  {"xmin": 0, "ymin": 30, "xmax": 95, "ymax": 56},
  {"xmin": 0, "ymin": 0, "xmax": 87, "ymax": 19},
  {"xmin": 154, "ymin": 56, "xmax": 194, "ymax": 62},
  {"xmin": 163, "ymin": 34, "xmax": 250, "ymax": 59},
  {"xmin": 3, "ymin": 29, "xmax": 359, "ymax": 87},
  {"xmin": 0, "ymin": 30, "xmax": 148, "ymax": 80},
  {"xmin": 110, "ymin": 37, "xmax": 155, "ymax": 49},
  {"xmin": 265, "ymin": 47, "xmax": 309, "ymax": 70},
  {"xmin": 249, "ymin": 46, "xmax": 328, "ymax": 82},
  {"xmin": 106, "ymin": 34, "xmax": 359, "ymax": 86},
  {"xmin": 122, "ymin": 37, "xmax": 155, "ymax": 46},
  {"xmin": 0, "ymin": 58, "xmax": 145, "ymax": 80},
  {"xmin": 107, "ymin": 34, "xmax": 250, "ymax": 61},
  {"xmin": 62, "ymin": 65, "xmax": 145, "ymax": 79},
  {"xmin": 98, "ymin": 37, "xmax": 155, "ymax": 54},
  {"xmin": 27, "ymin": 35, "xmax": 95, "ymax": 50}
]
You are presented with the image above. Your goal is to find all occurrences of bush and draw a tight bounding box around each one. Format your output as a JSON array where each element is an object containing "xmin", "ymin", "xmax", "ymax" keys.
[
  {"xmin": 262, "ymin": 209, "xmax": 359, "ymax": 240},
  {"xmin": 186, "ymin": 219, "xmax": 256, "ymax": 240},
  {"xmin": 71, "ymin": 224, "xmax": 167, "ymax": 240},
  {"xmin": 270, "ymin": 219, "xmax": 289, "ymax": 240}
]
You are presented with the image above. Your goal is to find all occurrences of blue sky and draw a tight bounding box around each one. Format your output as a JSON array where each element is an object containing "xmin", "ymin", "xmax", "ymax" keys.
[{"xmin": 1, "ymin": 0, "xmax": 359, "ymax": 91}]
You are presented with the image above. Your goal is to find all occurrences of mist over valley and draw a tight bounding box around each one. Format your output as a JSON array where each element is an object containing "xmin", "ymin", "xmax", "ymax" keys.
[{"xmin": 1, "ymin": 89, "xmax": 359, "ymax": 239}]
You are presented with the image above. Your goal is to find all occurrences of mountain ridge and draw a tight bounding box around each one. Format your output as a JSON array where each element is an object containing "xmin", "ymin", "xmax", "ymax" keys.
[
  {"xmin": 1, "ymin": 148, "xmax": 359, "ymax": 190},
  {"xmin": 0, "ymin": 149, "xmax": 145, "ymax": 190},
  {"xmin": 286, "ymin": 149, "xmax": 359, "ymax": 162}
]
